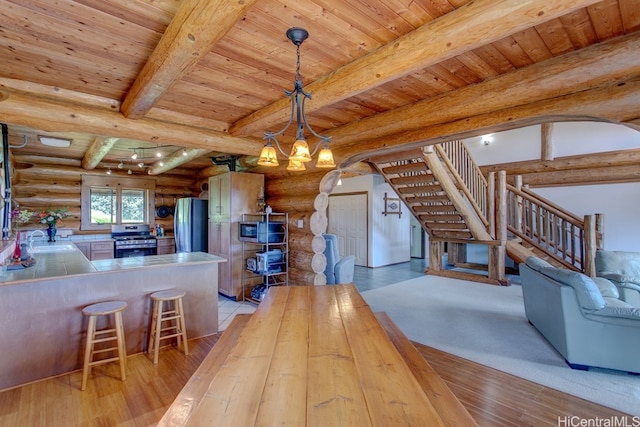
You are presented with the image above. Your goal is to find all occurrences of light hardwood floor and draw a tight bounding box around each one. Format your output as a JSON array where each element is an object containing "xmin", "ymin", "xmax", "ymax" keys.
[{"xmin": 0, "ymin": 335, "xmax": 629, "ymax": 426}]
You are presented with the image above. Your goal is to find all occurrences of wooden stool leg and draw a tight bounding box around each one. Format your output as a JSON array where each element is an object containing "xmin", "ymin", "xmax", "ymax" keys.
[
  {"xmin": 114, "ymin": 311, "xmax": 127, "ymax": 381},
  {"xmin": 177, "ymin": 297, "xmax": 189, "ymax": 356},
  {"xmin": 152, "ymin": 300, "xmax": 163, "ymax": 364},
  {"xmin": 81, "ymin": 315, "xmax": 97, "ymax": 391},
  {"xmin": 147, "ymin": 300, "xmax": 157, "ymax": 360}
]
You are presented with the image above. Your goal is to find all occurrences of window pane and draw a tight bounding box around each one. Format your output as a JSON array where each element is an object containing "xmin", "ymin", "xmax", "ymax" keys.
[
  {"xmin": 122, "ymin": 189, "xmax": 146, "ymax": 223},
  {"xmin": 90, "ymin": 187, "xmax": 116, "ymax": 224}
]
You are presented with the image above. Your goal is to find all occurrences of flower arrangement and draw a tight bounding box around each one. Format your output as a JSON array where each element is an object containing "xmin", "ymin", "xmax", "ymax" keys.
[
  {"xmin": 38, "ymin": 207, "xmax": 70, "ymax": 228},
  {"xmin": 11, "ymin": 208, "xmax": 33, "ymax": 228}
]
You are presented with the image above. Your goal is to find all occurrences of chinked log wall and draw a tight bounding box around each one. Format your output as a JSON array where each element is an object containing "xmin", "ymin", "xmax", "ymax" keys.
[
  {"xmin": 11, "ymin": 154, "xmax": 198, "ymax": 234},
  {"xmin": 265, "ymin": 170, "xmax": 336, "ymax": 286}
]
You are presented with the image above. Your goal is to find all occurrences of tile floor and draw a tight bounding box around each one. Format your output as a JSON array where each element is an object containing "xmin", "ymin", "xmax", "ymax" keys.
[{"xmin": 216, "ymin": 258, "xmax": 429, "ymax": 330}]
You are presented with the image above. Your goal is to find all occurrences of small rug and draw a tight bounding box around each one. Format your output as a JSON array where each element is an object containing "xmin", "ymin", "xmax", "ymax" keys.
[{"xmin": 361, "ymin": 275, "xmax": 640, "ymax": 416}]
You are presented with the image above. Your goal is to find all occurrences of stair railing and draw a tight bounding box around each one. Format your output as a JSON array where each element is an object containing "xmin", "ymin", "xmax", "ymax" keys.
[
  {"xmin": 505, "ymin": 184, "xmax": 587, "ymax": 271},
  {"xmin": 435, "ymin": 141, "xmax": 489, "ymax": 228}
]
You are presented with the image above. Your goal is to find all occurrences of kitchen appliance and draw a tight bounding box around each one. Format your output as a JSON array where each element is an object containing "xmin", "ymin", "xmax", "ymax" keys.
[
  {"xmin": 256, "ymin": 248, "xmax": 283, "ymax": 274},
  {"xmin": 174, "ymin": 197, "xmax": 208, "ymax": 253},
  {"xmin": 111, "ymin": 224, "xmax": 157, "ymax": 258},
  {"xmin": 239, "ymin": 221, "xmax": 285, "ymax": 243}
]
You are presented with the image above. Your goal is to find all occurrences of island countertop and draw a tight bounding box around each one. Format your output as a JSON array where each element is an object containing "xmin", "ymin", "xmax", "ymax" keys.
[{"xmin": 0, "ymin": 241, "xmax": 225, "ymax": 286}]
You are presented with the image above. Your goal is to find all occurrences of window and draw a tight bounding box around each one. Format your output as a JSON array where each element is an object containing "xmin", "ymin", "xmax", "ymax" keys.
[{"xmin": 81, "ymin": 176, "xmax": 155, "ymax": 231}]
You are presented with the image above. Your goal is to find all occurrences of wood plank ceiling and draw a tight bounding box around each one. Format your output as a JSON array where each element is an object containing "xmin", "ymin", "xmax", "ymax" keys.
[{"xmin": 0, "ymin": 0, "xmax": 638, "ymax": 176}]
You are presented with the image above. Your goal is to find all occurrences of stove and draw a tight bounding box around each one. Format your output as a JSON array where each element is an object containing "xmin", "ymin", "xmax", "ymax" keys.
[{"xmin": 111, "ymin": 225, "xmax": 158, "ymax": 258}]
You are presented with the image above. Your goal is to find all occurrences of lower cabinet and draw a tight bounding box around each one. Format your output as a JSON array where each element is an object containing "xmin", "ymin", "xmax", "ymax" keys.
[
  {"xmin": 73, "ymin": 240, "xmax": 114, "ymax": 260},
  {"xmin": 157, "ymin": 237, "xmax": 176, "ymax": 255}
]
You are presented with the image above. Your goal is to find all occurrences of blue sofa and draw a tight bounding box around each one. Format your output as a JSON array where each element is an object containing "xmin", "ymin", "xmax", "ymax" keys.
[
  {"xmin": 595, "ymin": 250, "xmax": 640, "ymax": 307},
  {"xmin": 520, "ymin": 256, "xmax": 640, "ymax": 374}
]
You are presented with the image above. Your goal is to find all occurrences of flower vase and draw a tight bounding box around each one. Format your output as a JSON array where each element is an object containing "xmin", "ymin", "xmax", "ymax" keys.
[
  {"xmin": 13, "ymin": 230, "xmax": 21, "ymax": 260},
  {"xmin": 47, "ymin": 224, "xmax": 57, "ymax": 242}
]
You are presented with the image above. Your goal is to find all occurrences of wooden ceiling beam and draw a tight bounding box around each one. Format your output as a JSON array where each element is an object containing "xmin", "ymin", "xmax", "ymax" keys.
[
  {"xmin": 0, "ymin": 90, "xmax": 263, "ymax": 155},
  {"xmin": 121, "ymin": 0, "xmax": 258, "ymax": 119},
  {"xmin": 481, "ymin": 148, "xmax": 640, "ymax": 176},
  {"xmin": 335, "ymin": 77, "xmax": 640, "ymax": 167},
  {"xmin": 81, "ymin": 136, "xmax": 120, "ymax": 170},
  {"xmin": 147, "ymin": 148, "xmax": 211, "ymax": 175},
  {"xmin": 229, "ymin": 0, "xmax": 603, "ymax": 138}
]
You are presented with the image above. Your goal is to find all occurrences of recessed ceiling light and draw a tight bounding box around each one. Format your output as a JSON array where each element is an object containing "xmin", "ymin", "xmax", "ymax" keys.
[{"xmin": 38, "ymin": 136, "xmax": 72, "ymax": 148}]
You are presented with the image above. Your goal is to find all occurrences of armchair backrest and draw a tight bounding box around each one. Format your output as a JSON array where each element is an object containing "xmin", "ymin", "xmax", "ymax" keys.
[
  {"xmin": 323, "ymin": 234, "xmax": 356, "ymax": 284},
  {"xmin": 596, "ymin": 250, "xmax": 640, "ymax": 277},
  {"xmin": 323, "ymin": 234, "xmax": 340, "ymax": 284}
]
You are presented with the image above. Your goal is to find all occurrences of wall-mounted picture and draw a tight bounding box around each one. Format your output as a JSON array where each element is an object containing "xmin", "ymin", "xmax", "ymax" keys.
[{"xmin": 382, "ymin": 192, "xmax": 402, "ymax": 217}]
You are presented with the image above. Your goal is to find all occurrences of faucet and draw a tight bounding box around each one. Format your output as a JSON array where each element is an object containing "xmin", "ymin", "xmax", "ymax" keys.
[{"xmin": 29, "ymin": 230, "xmax": 46, "ymax": 251}]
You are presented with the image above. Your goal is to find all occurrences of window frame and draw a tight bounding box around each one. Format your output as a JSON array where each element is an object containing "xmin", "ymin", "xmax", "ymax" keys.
[{"xmin": 81, "ymin": 175, "xmax": 156, "ymax": 231}]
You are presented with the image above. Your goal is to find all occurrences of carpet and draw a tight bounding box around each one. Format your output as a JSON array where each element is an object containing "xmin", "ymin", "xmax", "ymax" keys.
[{"xmin": 360, "ymin": 275, "xmax": 640, "ymax": 416}]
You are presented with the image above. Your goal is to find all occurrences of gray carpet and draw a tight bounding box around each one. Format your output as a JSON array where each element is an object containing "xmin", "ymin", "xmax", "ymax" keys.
[{"xmin": 361, "ymin": 275, "xmax": 640, "ymax": 416}]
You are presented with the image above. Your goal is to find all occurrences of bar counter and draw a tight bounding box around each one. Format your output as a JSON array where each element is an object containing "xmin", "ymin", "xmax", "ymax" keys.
[
  {"xmin": 159, "ymin": 284, "xmax": 477, "ymax": 426},
  {"xmin": 0, "ymin": 244, "xmax": 225, "ymax": 390}
]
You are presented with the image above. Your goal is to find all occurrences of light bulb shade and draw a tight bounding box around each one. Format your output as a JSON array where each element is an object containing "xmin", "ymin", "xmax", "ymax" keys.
[
  {"xmin": 258, "ymin": 145, "xmax": 279, "ymax": 167},
  {"xmin": 315, "ymin": 147, "xmax": 336, "ymax": 168},
  {"xmin": 286, "ymin": 158, "xmax": 306, "ymax": 171},
  {"xmin": 131, "ymin": 152, "xmax": 138, "ymax": 160},
  {"xmin": 289, "ymin": 138, "xmax": 312, "ymax": 162}
]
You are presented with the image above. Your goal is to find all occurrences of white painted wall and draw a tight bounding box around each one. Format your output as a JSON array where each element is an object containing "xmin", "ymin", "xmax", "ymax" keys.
[
  {"xmin": 331, "ymin": 174, "xmax": 411, "ymax": 267},
  {"xmin": 466, "ymin": 121, "xmax": 640, "ymax": 252}
]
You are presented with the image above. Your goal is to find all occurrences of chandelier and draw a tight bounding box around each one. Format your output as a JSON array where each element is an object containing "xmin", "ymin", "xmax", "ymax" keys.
[{"xmin": 258, "ymin": 27, "xmax": 335, "ymax": 171}]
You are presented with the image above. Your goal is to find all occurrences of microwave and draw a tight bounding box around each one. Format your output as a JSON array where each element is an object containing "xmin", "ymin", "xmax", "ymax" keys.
[{"xmin": 239, "ymin": 221, "xmax": 285, "ymax": 243}]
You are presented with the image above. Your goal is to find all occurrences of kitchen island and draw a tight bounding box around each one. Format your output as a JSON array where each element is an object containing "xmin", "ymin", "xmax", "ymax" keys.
[{"xmin": 0, "ymin": 242, "xmax": 226, "ymax": 390}]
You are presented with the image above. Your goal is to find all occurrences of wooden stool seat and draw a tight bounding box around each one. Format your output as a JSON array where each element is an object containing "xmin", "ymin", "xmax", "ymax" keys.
[
  {"xmin": 81, "ymin": 300, "xmax": 127, "ymax": 391},
  {"xmin": 148, "ymin": 289, "xmax": 188, "ymax": 364}
]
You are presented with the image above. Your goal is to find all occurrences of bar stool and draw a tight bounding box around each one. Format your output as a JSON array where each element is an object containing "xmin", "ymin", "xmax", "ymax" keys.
[
  {"xmin": 81, "ymin": 300, "xmax": 127, "ymax": 391},
  {"xmin": 148, "ymin": 289, "xmax": 189, "ymax": 364}
]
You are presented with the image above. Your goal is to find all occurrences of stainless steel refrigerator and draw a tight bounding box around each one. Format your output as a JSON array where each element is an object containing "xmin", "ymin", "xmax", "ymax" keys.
[{"xmin": 174, "ymin": 197, "xmax": 208, "ymax": 253}]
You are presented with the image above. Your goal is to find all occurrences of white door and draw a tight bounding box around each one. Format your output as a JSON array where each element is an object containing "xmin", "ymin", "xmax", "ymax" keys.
[{"xmin": 328, "ymin": 193, "xmax": 367, "ymax": 266}]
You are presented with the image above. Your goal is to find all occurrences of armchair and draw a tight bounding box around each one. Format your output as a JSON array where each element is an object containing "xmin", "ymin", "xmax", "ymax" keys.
[
  {"xmin": 595, "ymin": 250, "xmax": 640, "ymax": 306},
  {"xmin": 323, "ymin": 234, "xmax": 356, "ymax": 284}
]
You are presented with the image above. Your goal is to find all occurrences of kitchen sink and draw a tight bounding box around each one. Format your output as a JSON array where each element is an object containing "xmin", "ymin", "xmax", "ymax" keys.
[{"xmin": 29, "ymin": 244, "xmax": 76, "ymax": 253}]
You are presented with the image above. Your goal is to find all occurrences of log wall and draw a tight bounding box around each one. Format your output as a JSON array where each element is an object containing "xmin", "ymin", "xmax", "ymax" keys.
[
  {"xmin": 10, "ymin": 154, "xmax": 199, "ymax": 235},
  {"xmin": 265, "ymin": 170, "xmax": 338, "ymax": 286}
]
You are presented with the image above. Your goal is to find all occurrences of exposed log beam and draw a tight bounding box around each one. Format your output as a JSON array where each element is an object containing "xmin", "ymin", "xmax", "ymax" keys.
[
  {"xmin": 0, "ymin": 91, "xmax": 263, "ymax": 155},
  {"xmin": 230, "ymin": 0, "xmax": 602, "ymax": 138},
  {"xmin": 327, "ymin": 32, "xmax": 640, "ymax": 151},
  {"xmin": 147, "ymin": 148, "xmax": 211, "ymax": 175},
  {"xmin": 81, "ymin": 136, "xmax": 120, "ymax": 170},
  {"xmin": 337, "ymin": 77, "xmax": 640, "ymax": 167},
  {"xmin": 541, "ymin": 123, "xmax": 554, "ymax": 161},
  {"xmin": 520, "ymin": 164, "xmax": 640, "ymax": 187},
  {"xmin": 481, "ymin": 148, "xmax": 640, "ymax": 175},
  {"xmin": 121, "ymin": 0, "xmax": 258, "ymax": 119}
]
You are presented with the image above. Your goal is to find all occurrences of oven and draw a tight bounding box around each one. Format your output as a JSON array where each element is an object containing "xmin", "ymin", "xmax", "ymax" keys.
[{"xmin": 111, "ymin": 225, "xmax": 158, "ymax": 258}]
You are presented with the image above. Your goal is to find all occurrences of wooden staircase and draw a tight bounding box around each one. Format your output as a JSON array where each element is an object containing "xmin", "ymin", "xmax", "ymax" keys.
[{"xmin": 368, "ymin": 141, "xmax": 602, "ymax": 284}]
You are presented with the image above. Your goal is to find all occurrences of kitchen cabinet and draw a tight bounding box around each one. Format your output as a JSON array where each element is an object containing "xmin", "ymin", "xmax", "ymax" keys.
[
  {"xmin": 157, "ymin": 237, "xmax": 175, "ymax": 255},
  {"xmin": 90, "ymin": 241, "xmax": 115, "ymax": 260},
  {"xmin": 73, "ymin": 240, "xmax": 114, "ymax": 260},
  {"xmin": 208, "ymin": 172, "xmax": 264, "ymax": 300},
  {"xmin": 73, "ymin": 242, "xmax": 90, "ymax": 259}
]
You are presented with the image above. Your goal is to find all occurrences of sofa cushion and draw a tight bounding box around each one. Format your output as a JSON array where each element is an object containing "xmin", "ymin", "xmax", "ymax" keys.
[
  {"xmin": 524, "ymin": 256, "xmax": 553, "ymax": 272},
  {"xmin": 594, "ymin": 298, "xmax": 640, "ymax": 320},
  {"xmin": 593, "ymin": 277, "xmax": 620, "ymax": 299},
  {"xmin": 540, "ymin": 267, "xmax": 606, "ymax": 310}
]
